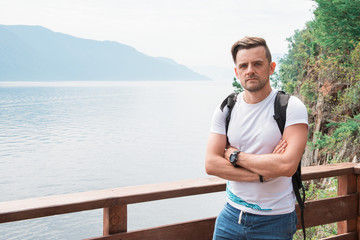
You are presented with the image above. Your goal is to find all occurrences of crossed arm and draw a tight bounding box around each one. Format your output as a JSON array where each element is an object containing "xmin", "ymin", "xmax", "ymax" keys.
[{"xmin": 205, "ymin": 123, "xmax": 308, "ymax": 181}]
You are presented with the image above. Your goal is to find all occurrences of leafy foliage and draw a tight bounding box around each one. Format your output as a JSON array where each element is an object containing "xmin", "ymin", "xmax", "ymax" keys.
[
  {"xmin": 311, "ymin": 0, "xmax": 360, "ymax": 54},
  {"xmin": 278, "ymin": 29, "xmax": 317, "ymax": 94},
  {"xmin": 232, "ymin": 77, "xmax": 244, "ymax": 93},
  {"xmin": 310, "ymin": 114, "xmax": 360, "ymax": 160},
  {"xmin": 257, "ymin": 1, "xmax": 360, "ymax": 238},
  {"xmin": 276, "ymin": 0, "xmax": 360, "ymax": 165}
]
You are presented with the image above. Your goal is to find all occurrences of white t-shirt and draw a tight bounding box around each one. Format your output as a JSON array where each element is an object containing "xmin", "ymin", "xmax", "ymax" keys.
[{"xmin": 210, "ymin": 89, "xmax": 308, "ymax": 215}]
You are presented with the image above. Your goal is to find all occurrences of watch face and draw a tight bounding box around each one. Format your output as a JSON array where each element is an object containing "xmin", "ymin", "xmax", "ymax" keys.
[{"xmin": 230, "ymin": 152, "xmax": 237, "ymax": 164}]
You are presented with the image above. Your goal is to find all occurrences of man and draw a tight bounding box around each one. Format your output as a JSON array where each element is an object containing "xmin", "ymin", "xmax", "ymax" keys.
[{"xmin": 205, "ymin": 37, "xmax": 308, "ymax": 240}]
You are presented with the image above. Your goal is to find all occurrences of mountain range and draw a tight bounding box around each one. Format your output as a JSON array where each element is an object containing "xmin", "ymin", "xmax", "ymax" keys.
[{"xmin": 0, "ymin": 25, "xmax": 210, "ymax": 81}]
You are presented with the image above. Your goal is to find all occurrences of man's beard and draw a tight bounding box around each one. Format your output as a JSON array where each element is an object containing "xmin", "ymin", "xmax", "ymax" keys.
[{"xmin": 243, "ymin": 75, "xmax": 269, "ymax": 92}]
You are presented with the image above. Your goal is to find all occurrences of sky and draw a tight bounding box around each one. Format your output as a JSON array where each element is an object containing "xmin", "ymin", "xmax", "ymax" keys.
[{"xmin": 0, "ymin": 0, "xmax": 316, "ymax": 69}]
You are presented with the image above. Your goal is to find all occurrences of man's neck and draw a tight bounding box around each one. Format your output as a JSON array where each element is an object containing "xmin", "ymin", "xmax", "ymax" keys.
[{"xmin": 243, "ymin": 85, "xmax": 272, "ymax": 104}]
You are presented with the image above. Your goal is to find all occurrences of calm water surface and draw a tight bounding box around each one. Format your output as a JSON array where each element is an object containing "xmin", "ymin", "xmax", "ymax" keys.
[{"xmin": 0, "ymin": 81, "xmax": 232, "ymax": 240}]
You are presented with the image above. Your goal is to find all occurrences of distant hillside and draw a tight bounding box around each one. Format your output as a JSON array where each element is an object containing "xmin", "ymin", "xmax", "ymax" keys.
[
  {"xmin": 189, "ymin": 65, "xmax": 234, "ymax": 81},
  {"xmin": 0, "ymin": 25, "xmax": 210, "ymax": 81}
]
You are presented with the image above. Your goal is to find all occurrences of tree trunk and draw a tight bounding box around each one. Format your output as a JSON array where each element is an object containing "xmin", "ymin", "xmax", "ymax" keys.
[{"xmin": 304, "ymin": 93, "xmax": 325, "ymax": 166}]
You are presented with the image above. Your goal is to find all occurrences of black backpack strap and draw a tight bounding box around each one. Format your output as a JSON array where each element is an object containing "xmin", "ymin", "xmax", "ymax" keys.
[
  {"xmin": 220, "ymin": 92, "xmax": 238, "ymax": 111},
  {"xmin": 220, "ymin": 92, "xmax": 238, "ymax": 136},
  {"xmin": 293, "ymin": 167, "xmax": 306, "ymax": 240},
  {"xmin": 273, "ymin": 90, "xmax": 290, "ymax": 134},
  {"xmin": 220, "ymin": 92, "xmax": 238, "ymax": 144},
  {"xmin": 274, "ymin": 90, "xmax": 306, "ymax": 240}
]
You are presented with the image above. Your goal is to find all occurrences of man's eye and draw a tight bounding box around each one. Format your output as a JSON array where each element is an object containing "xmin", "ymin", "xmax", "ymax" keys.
[{"xmin": 240, "ymin": 64, "xmax": 247, "ymax": 68}]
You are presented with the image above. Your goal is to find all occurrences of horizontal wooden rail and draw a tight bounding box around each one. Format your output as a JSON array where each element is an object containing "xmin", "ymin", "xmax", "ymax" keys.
[
  {"xmin": 321, "ymin": 232, "xmax": 358, "ymax": 240},
  {"xmin": 0, "ymin": 177, "xmax": 225, "ymax": 223},
  {"xmin": 85, "ymin": 193, "xmax": 359, "ymax": 240},
  {"xmin": 301, "ymin": 162, "xmax": 356, "ymax": 180},
  {"xmin": 87, "ymin": 217, "xmax": 217, "ymax": 240},
  {"xmin": 1, "ymin": 163, "xmax": 356, "ymax": 224},
  {"xmin": 0, "ymin": 162, "xmax": 359, "ymax": 240},
  {"xmin": 298, "ymin": 194, "xmax": 358, "ymax": 228}
]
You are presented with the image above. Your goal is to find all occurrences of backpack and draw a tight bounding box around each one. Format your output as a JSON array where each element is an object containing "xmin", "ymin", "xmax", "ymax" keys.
[{"xmin": 220, "ymin": 90, "xmax": 306, "ymax": 240}]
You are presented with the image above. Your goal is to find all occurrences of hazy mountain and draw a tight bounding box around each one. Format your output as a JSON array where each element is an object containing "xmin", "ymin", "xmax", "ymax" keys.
[
  {"xmin": 189, "ymin": 65, "xmax": 234, "ymax": 82},
  {"xmin": 0, "ymin": 25, "xmax": 210, "ymax": 81}
]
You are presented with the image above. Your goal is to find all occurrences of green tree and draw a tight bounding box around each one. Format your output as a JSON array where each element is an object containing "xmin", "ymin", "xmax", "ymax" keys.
[
  {"xmin": 274, "ymin": 1, "xmax": 360, "ymax": 238},
  {"xmin": 277, "ymin": 28, "xmax": 317, "ymax": 94},
  {"xmin": 311, "ymin": 0, "xmax": 360, "ymax": 55},
  {"xmin": 277, "ymin": 0, "xmax": 360, "ymax": 166},
  {"xmin": 232, "ymin": 77, "xmax": 244, "ymax": 93}
]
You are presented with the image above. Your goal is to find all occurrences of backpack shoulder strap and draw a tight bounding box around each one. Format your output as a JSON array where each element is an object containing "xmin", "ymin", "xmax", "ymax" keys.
[
  {"xmin": 273, "ymin": 90, "xmax": 290, "ymax": 134},
  {"xmin": 220, "ymin": 92, "xmax": 238, "ymax": 138},
  {"xmin": 220, "ymin": 92, "xmax": 238, "ymax": 112},
  {"xmin": 274, "ymin": 91, "xmax": 306, "ymax": 239},
  {"xmin": 293, "ymin": 171, "xmax": 306, "ymax": 240}
]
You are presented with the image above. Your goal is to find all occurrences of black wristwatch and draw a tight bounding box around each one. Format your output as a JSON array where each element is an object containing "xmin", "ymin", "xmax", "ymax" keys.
[{"xmin": 229, "ymin": 150, "xmax": 241, "ymax": 168}]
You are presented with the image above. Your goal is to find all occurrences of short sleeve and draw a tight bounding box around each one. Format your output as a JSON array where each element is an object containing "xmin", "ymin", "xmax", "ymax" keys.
[
  {"xmin": 210, "ymin": 105, "xmax": 228, "ymax": 135},
  {"xmin": 285, "ymin": 96, "xmax": 309, "ymax": 129}
]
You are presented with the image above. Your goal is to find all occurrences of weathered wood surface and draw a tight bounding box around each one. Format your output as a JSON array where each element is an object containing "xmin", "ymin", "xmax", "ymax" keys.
[
  {"xmin": 353, "ymin": 163, "xmax": 360, "ymax": 175},
  {"xmin": 0, "ymin": 177, "xmax": 225, "ymax": 223},
  {"xmin": 0, "ymin": 162, "xmax": 359, "ymax": 240},
  {"xmin": 86, "ymin": 217, "xmax": 216, "ymax": 240},
  {"xmin": 296, "ymin": 194, "xmax": 358, "ymax": 229},
  {"xmin": 103, "ymin": 205, "xmax": 127, "ymax": 235},
  {"xmin": 320, "ymin": 232, "xmax": 357, "ymax": 240},
  {"xmin": 0, "ymin": 163, "xmax": 357, "ymax": 224},
  {"xmin": 92, "ymin": 194, "xmax": 359, "ymax": 240},
  {"xmin": 89, "ymin": 192, "xmax": 359, "ymax": 240},
  {"xmin": 301, "ymin": 162, "xmax": 356, "ymax": 181},
  {"xmin": 358, "ymin": 176, "xmax": 360, "ymax": 240},
  {"xmin": 337, "ymin": 174, "xmax": 358, "ymax": 234}
]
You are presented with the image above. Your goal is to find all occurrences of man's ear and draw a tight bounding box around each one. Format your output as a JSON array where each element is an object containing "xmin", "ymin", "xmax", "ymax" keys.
[
  {"xmin": 269, "ymin": 62, "xmax": 276, "ymax": 75},
  {"xmin": 234, "ymin": 67, "xmax": 239, "ymax": 79}
]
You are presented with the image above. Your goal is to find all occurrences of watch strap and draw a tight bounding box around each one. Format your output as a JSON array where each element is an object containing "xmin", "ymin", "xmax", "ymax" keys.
[{"xmin": 259, "ymin": 175, "xmax": 264, "ymax": 182}]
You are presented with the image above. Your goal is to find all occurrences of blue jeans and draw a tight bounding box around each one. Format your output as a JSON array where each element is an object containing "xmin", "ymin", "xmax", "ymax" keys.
[{"xmin": 213, "ymin": 203, "xmax": 297, "ymax": 240}]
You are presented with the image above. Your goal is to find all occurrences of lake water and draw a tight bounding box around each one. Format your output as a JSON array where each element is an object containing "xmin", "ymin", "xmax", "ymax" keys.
[{"xmin": 0, "ymin": 81, "xmax": 233, "ymax": 240}]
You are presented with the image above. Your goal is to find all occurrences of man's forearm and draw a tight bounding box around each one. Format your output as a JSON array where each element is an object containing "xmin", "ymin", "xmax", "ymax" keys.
[
  {"xmin": 205, "ymin": 155, "xmax": 261, "ymax": 182},
  {"xmin": 224, "ymin": 143, "xmax": 289, "ymax": 178},
  {"xmin": 205, "ymin": 133, "xmax": 262, "ymax": 182},
  {"xmin": 237, "ymin": 152, "xmax": 294, "ymax": 178},
  {"xmin": 224, "ymin": 148, "xmax": 289, "ymax": 178},
  {"xmin": 224, "ymin": 124, "xmax": 308, "ymax": 178}
]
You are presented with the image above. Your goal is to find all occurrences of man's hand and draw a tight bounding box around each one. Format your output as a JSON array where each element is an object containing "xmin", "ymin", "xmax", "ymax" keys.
[
  {"xmin": 223, "ymin": 139, "xmax": 288, "ymax": 182},
  {"xmin": 236, "ymin": 124, "xmax": 308, "ymax": 178},
  {"xmin": 272, "ymin": 139, "xmax": 287, "ymax": 154},
  {"xmin": 224, "ymin": 139, "xmax": 287, "ymax": 161},
  {"xmin": 264, "ymin": 139, "xmax": 287, "ymax": 181}
]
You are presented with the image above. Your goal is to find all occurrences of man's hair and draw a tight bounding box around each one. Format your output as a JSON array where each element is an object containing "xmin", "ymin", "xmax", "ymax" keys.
[{"xmin": 231, "ymin": 37, "xmax": 272, "ymax": 64}]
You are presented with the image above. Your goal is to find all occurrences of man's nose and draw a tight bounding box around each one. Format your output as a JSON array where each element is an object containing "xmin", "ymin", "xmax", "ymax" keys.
[{"xmin": 246, "ymin": 64, "xmax": 255, "ymax": 75}]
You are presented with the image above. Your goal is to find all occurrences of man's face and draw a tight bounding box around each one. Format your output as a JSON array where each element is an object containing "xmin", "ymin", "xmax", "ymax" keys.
[{"xmin": 234, "ymin": 46, "xmax": 275, "ymax": 92}]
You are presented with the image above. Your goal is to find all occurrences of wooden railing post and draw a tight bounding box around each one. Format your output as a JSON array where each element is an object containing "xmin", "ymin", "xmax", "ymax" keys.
[
  {"xmin": 358, "ymin": 175, "xmax": 360, "ymax": 240},
  {"xmin": 354, "ymin": 164, "xmax": 360, "ymax": 240},
  {"xmin": 103, "ymin": 205, "xmax": 127, "ymax": 235},
  {"xmin": 337, "ymin": 174, "xmax": 357, "ymax": 235}
]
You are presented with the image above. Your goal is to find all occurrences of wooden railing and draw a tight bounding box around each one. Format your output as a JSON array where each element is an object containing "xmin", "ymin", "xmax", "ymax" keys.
[{"xmin": 0, "ymin": 162, "xmax": 359, "ymax": 240}]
